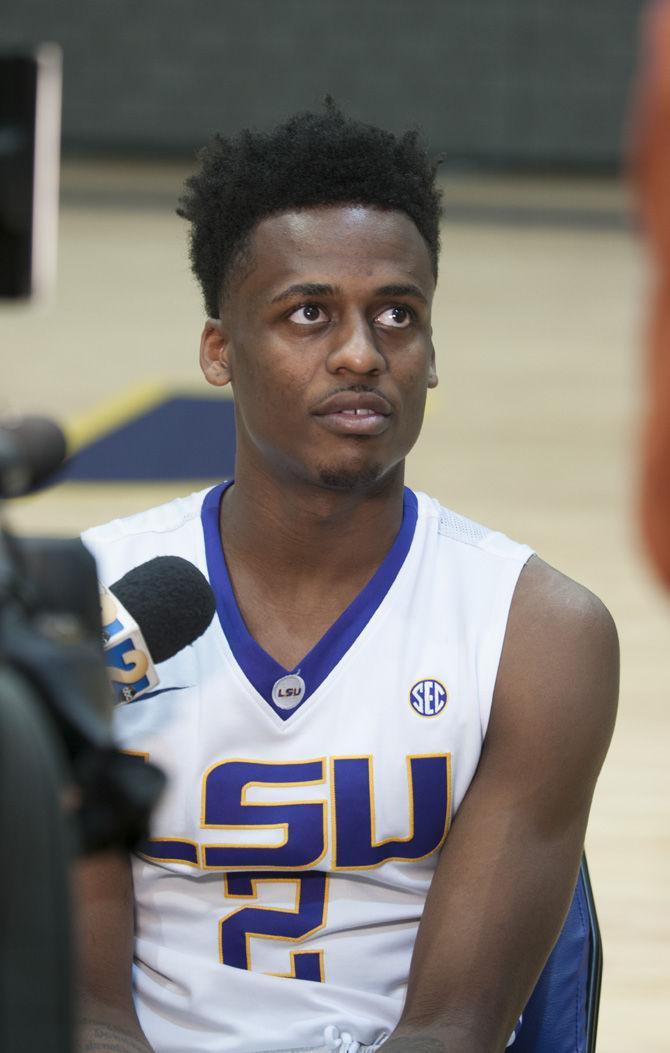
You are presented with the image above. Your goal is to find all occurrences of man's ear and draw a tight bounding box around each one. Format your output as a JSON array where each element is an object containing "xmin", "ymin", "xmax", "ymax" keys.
[
  {"xmin": 427, "ymin": 340, "xmax": 438, "ymax": 389},
  {"xmin": 200, "ymin": 319, "xmax": 232, "ymax": 387}
]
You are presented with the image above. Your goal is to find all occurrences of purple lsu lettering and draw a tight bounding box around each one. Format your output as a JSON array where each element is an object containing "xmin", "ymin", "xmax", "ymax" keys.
[{"xmin": 141, "ymin": 754, "xmax": 452, "ymax": 871}]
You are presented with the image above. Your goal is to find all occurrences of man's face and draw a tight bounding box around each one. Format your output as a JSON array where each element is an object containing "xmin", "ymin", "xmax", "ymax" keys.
[{"xmin": 200, "ymin": 204, "xmax": 438, "ymax": 492}]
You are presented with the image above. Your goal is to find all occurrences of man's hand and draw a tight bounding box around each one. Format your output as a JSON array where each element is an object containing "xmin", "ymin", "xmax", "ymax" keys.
[
  {"xmin": 385, "ymin": 556, "xmax": 618, "ymax": 1053},
  {"xmin": 78, "ymin": 1013, "xmax": 154, "ymax": 1053}
]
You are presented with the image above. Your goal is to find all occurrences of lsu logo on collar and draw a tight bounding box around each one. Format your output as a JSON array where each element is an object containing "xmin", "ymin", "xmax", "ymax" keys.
[{"xmin": 409, "ymin": 678, "xmax": 448, "ymax": 717}]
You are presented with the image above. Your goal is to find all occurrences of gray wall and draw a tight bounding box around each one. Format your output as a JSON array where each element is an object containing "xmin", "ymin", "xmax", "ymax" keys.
[{"xmin": 2, "ymin": 1, "xmax": 647, "ymax": 167}]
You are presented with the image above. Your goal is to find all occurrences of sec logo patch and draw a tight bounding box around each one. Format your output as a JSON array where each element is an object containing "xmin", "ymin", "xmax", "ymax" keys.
[{"xmin": 409, "ymin": 678, "xmax": 448, "ymax": 717}]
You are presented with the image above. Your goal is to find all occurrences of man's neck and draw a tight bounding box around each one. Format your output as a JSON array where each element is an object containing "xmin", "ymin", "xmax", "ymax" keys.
[
  {"xmin": 219, "ymin": 461, "xmax": 406, "ymax": 591},
  {"xmin": 215, "ymin": 460, "xmax": 408, "ymax": 668}
]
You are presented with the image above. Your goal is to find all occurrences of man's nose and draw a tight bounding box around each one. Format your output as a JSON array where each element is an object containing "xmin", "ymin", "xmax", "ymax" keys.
[{"xmin": 326, "ymin": 317, "xmax": 385, "ymax": 375}]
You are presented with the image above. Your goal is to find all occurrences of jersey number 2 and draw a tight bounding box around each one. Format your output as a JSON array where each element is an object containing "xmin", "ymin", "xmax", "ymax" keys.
[{"xmin": 220, "ymin": 870, "xmax": 327, "ymax": 981}]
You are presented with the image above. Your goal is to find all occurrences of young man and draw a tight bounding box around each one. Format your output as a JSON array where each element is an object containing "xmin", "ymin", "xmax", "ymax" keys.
[{"xmin": 79, "ymin": 106, "xmax": 618, "ymax": 1053}]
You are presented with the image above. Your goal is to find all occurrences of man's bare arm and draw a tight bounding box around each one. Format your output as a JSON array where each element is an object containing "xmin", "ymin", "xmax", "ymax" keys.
[
  {"xmin": 75, "ymin": 849, "xmax": 153, "ymax": 1053},
  {"xmin": 383, "ymin": 556, "xmax": 619, "ymax": 1053}
]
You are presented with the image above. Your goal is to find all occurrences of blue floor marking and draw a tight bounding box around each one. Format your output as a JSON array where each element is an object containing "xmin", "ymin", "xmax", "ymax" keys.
[{"xmin": 58, "ymin": 396, "xmax": 236, "ymax": 482}]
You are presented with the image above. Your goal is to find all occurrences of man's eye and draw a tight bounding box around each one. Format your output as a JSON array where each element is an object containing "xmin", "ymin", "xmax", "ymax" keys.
[
  {"xmin": 289, "ymin": 304, "xmax": 327, "ymax": 325},
  {"xmin": 376, "ymin": 305, "xmax": 413, "ymax": 328}
]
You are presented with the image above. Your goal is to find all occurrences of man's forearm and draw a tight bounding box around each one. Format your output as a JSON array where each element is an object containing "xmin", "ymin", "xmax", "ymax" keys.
[{"xmin": 78, "ymin": 1017, "xmax": 154, "ymax": 1053}]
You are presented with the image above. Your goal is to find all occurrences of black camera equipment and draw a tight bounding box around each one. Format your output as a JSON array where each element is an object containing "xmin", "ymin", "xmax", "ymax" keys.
[
  {"xmin": 0, "ymin": 46, "xmax": 61, "ymax": 300},
  {"xmin": 0, "ymin": 416, "xmax": 165, "ymax": 1053}
]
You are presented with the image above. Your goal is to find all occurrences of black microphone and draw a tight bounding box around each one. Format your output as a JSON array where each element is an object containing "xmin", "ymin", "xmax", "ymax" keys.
[
  {"xmin": 100, "ymin": 556, "xmax": 216, "ymax": 704},
  {"xmin": 0, "ymin": 415, "xmax": 67, "ymax": 496}
]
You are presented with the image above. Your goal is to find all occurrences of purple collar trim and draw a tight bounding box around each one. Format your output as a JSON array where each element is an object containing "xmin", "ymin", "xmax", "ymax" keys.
[{"xmin": 201, "ymin": 482, "xmax": 418, "ymax": 720}]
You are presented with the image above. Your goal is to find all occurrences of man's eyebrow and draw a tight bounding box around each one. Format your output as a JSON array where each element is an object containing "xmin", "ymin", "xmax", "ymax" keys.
[
  {"xmin": 270, "ymin": 282, "xmax": 341, "ymax": 304},
  {"xmin": 269, "ymin": 281, "xmax": 429, "ymax": 306},
  {"xmin": 374, "ymin": 283, "xmax": 428, "ymax": 305}
]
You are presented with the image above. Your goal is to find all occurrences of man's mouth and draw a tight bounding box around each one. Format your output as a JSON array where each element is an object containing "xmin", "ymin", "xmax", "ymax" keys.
[{"xmin": 312, "ymin": 392, "xmax": 392, "ymax": 436}]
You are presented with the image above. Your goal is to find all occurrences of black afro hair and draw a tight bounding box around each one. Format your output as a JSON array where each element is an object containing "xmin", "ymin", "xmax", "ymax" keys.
[{"xmin": 177, "ymin": 100, "xmax": 442, "ymax": 318}]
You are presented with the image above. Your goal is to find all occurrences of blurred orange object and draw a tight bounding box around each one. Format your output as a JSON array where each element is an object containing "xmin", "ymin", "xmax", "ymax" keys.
[{"xmin": 634, "ymin": 0, "xmax": 670, "ymax": 588}]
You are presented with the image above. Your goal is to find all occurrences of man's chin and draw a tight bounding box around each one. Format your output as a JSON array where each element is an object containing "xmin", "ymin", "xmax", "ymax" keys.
[{"xmin": 315, "ymin": 462, "xmax": 386, "ymax": 493}]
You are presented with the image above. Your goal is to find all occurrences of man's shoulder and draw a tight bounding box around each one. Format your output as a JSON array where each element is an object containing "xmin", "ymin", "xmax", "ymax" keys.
[
  {"xmin": 495, "ymin": 555, "xmax": 619, "ymax": 742},
  {"xmin": 82, "ymin": 486, "xmax": 215, "ymax": 546},
  {"xmin": 415, "ymin": 490, "xmax": 534, "ymax": 566},
  {"xmin": 81, "ymin": 484, "xmax": 217, "ymax": 582},
  {"xmin": 511, "ymin": 555, "xmax": 617, "ymax": 642}
]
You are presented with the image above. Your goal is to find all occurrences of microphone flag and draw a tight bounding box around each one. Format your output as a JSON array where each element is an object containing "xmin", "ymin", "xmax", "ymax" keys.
[{"xmin": 100, "ymin": 584, "xmax": 159, "ymax": 704}]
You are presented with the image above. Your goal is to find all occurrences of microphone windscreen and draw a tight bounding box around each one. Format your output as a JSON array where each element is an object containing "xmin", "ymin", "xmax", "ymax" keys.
[{"xmin": 110, "ymin": 556, "xmax": 216, "ymax": 664}]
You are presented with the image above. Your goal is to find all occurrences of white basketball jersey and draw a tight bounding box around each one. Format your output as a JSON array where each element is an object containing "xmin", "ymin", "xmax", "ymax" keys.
[{"xmin": 82, "ymin": 484, "xmax": 533, "ymax": 1053}]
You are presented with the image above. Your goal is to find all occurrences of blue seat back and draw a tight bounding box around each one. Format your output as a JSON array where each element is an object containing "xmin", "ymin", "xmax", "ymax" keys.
[{"xmin": 512, "ymin": 858, "xmax": 602, "ymax": 1053}]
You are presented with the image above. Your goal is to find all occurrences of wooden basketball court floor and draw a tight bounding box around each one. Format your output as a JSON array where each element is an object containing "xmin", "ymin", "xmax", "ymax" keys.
[{"xmin": 1, "ymin": 161, "xmax": 667, "ymax": 1051}]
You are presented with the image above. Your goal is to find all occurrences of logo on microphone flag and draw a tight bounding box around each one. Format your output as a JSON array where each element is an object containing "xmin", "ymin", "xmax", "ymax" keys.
[{"xmin": 100, "ymin": 584, "xmax": 159, "ymax": 704}]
